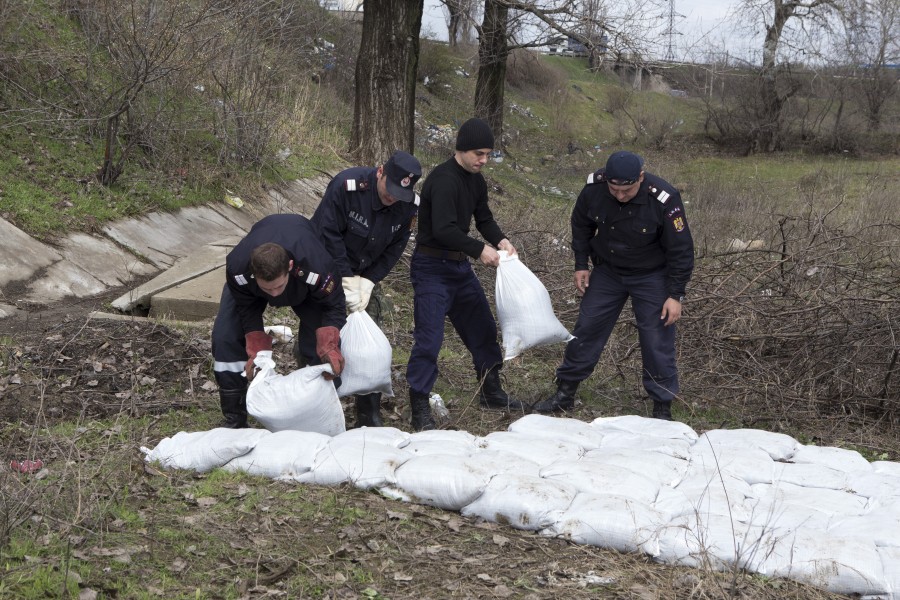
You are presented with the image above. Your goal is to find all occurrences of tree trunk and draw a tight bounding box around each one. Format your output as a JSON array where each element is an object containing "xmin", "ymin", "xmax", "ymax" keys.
[
  {"xmin": 473, "ymin": 0, "xmax": 508, "ymax": 142},
  {"xmin": 351, "ymin": 0, "xmax": 423, "ymax": 165}
]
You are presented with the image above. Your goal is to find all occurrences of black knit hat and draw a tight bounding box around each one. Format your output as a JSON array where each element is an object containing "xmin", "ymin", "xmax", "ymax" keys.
[{"xmin": 455, "ymin": 118, "xmax": 495, "ymax": 151}]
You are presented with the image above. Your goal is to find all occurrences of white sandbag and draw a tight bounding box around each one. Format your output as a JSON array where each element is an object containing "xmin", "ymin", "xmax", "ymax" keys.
[
  {"xmin": 873, "ymin": 460, "xmax": 900, "ymax": 477},
  {"xmin": 743, "ymin": 500, "xmax": 834, "ymax": 533},
  {"xmin": 696, "ymin": 429, "xmax": 799, "ymax": 461},
  {"xmin": 747, "ymin": 482, "xmax": 869, "ymax": 518},
  {"xmin": 539, "ymin": 459, "xmax": 661, "ymax": 504},
  {"xmin": 333, "ymin": 426, "xmax": 410, "ymax": 448},
  {"xmin": 543, "ymin": 492, "xmax": 663, "ymax": 557},
  {"xmin": 461, "ymin": 473, "xmax": 578, "ymax": 531},
  {"xmin": 877, "ymin": 547, "xmax": 900, "ymax": 599},
  {"xmin": 224, "ymin": 430, "xmax": 330, "ymax": 479},
  {"xmin": 311, "ymin": 437, "xmax": 412, "ymax": 489},
  {"xmin": 828, "ymin": 507, "xmax": 900, "ymax": 548},
  {"xmin": 397, "ymin": 429, "xmax": 480, "ymax": 456},
  {"xmin": 591, "ymin": 414, "xmax": 698, "ymax": 443},
  {"xmin": 246, "ymin": 356, "xmax": 345, "ymax": 435},
  {"xmin": 337, "ymin": 310, "xmax": 394, "ymax": 397},
  {"xmin": 654, "ymin": 473, "xmax": 753, "ymax": 522},
  {"xmin": 656, "ymin": 513, "xmax": 766, "ymax": 571},
  {"xmin": 494, "ymin": 251, "xmax": 572, "ymax": 360},
  {"xmin": 597, "ymin": 431, "xmax": 692, "ymax": 460},
  {"xmin": 753, "ymin": 530, "xmax": 887, "ymax": 596},
  {"xmin": 581, "ymin": 447, "xmax": 689, "ymax": 487},
  {"xmin": 467, "ymin": 449, "xmax": 543, "ymax": 477},
  {"xmin": 142, "ymin": 428, "xmax": 270, "ymax": 472},
  {"xmin": 791, "ymin": 444, "xmax": 872, "ymax": 473},
  {"xmin": 477, "ymin": 431, "xmax": 583, "ymax": 466},
  {"xmin": 772, "ymin": 462, "xmax": 850, "ymax": 491},
  {"xmin": 686, "ymin": 445, "xmax": 775, "ymax": 486},
  {"xmin": 380, "ymin": 454, "xmax": 493, "ymax": 510},
  {"xmin": 848, "ymin": 471, "xmax": 900, "ymax": 502},
  {"xmin": 507, "ymin": 414, "xmax": 605, "ymax": 450}
]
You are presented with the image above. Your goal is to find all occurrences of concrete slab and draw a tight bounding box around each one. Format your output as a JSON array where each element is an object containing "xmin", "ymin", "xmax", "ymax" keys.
[
  {"xmin": 25, "ymin": 261, "xmax": 108, "ymax": 303},
  {"xmin": 110, "ymin": 242, "xmax": 233, "ymax": 313},
  {"xmin": 0, "ymin": 218, "xmax": 61, "ymax": 287},
  {"xmin": 149, "ymin": 266, "xmax": 225, "ymax": 321},
  {"xmin": 102, "ymin": 205, "xmax": 248, "ymax": 269},
  {"xmin": 58, "ymin": 232, "xmax": 158, "ymax": 287},
  {"xmin": 89, "ymin": 310, "xmax": 210, "ymax": 329}
]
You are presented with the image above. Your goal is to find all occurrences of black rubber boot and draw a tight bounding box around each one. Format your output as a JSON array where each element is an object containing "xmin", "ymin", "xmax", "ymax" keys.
[
  {"xmin": 531, "ymin": 379, "xmax": 579, "ymax": 414},
  {"xmin": 477, "ymin": 367, "xmax": 525, "ymax": 411},
  {"xmin": 652, "ymin": 400, "xmax": 673, "ymax": 421},
  {"xmin": 355, "ymin": 393, "xmax": 383, "ymax": 428},
  {"xmin": 219, "ymin": 388, "xmax": 248, "ymax": 428},
  {"xmin": 410, "ymin": 392, "xmax": 436, "ymax": 432}
]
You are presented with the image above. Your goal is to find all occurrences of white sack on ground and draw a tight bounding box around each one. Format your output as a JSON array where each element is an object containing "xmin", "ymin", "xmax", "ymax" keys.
[
  {"xmin": 477, "ymin": 431, "xmax": 583, "ymax": 466},
  {"xmin": 507, "ymin": 414, "xmax": 605, "ymax": 449},
  {"xmin": 380, "ymin": 453, "xmax": 494, "ymax": 511},
  {"xmin": 246, "ymin": 356, "xmax": 345, "ymax": 435},
  {"xmin": 461, "ymin": 473, "xmax": 578, "ymax": 531},
  {"xmin": 655, "ymin": 513, "xmax": 765, "ymax": 571},
  {"xmin": 539, "ymin": 459, "xmax": 661, "ymax": 504},
  {"xmin": 224, "ymin": 430, "xmax": 330, "ymax": 479},
  {"xmin": 143, "ymin": 414, "xmax": 900, "ymax": 599},
  {"xmin": 543, "ymin": 492, "xmax": 663, "ymax": 557},
  {"xmin": 311, "ymin": 436, "xmax": 412, "ymax": 489},
  {"xmin": 494, "ymin": 251, "xmax": 572, "ymax": 360},
  {"xmin": 337, "ymin": 310, "xmax": 394, "ymax": 397},
  {"xmin": 142, "ymin": 428, "xmax": 270, "ymax": 472}
]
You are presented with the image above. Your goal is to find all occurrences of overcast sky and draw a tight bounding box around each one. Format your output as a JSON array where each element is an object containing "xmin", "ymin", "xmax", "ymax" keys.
[{"xmin": 420, "ymin": 0, "xmax": 756, "ymax": 62}]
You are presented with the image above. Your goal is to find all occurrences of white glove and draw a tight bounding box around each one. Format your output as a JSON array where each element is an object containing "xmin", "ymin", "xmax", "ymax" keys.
[
  {"xmin": 358, "ymin": 277, "xmax": 375, "ymax": 312},
  {"xmin": 342, "ymin": 276, "xmax": 362, "ymax": 312}
]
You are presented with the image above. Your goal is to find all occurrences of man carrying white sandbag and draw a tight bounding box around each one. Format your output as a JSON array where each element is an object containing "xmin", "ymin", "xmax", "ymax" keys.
[
  {"xmin": 405, "ymin": 118, "xmax": 524, "ymax": 431},
  {"xmin": 309, "ymin": 150, "xmax": 422, "ymax": 427},
  {"xmin": 533, "ymin": 151, "xmax": 694, "ymax": 421},
  {"xmin": 211, "ymin": 214, "xmax": 346, "ymax": 429}
]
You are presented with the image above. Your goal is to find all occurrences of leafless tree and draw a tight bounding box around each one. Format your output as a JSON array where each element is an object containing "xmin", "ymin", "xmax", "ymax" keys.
[
  {"xmin": 738, "ymin": 0, "xmax": 843, "ymax": 153},
  {"xmin": 350, "ymin": 0, "xmax": 423, "ymax": 164},
  {"xmin": 443, "ymin": 0, "xmax": 479, "ymax": 46},
  {"xmin": 837, "ymin": 0, "xmax": 899, "ymax": 131}
]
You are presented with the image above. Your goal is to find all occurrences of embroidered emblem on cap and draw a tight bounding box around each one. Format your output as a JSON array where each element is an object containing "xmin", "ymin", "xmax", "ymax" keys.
[{"xmin": 401, "ymin": 176, "xmax": 411, "ymax": 187}]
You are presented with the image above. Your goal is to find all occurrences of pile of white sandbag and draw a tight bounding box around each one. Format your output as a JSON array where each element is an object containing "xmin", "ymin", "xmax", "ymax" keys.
[{"xmin": 143, "ymin": 414, "xmax": 900, "ymax": 599}]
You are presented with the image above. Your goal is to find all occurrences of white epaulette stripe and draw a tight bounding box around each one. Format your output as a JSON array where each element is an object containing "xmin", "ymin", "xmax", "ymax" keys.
[
  {"xmin": 306, "ymin": 272, "xmax": 320, "ymax": 285},
  {"xmin": 345, "ymin": 179, "xmax": 357, "ymax": 192},
  {"xmin": 586, "ymin": 173, "xmax": 595, "ymax": 184},
  {"xmin": 414, "ymin": 193, "xmax": 421, "ymax": 206},
  {"xmin": 657, "ymin": 190, "xmax": 670, "ymax": 203},
  {"xmin": 234, "ymin": 274, "xmax": 248, "ymax": 285}
]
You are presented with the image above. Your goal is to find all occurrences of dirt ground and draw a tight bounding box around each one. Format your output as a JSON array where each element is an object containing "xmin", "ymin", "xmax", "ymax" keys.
[{"xmin": 0, "ymin": 293, "xmax": 848, "ymax": 600}]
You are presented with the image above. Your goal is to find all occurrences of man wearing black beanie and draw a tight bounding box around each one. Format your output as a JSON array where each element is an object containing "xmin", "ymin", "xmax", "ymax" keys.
[{"xmin": 404, "ymin": 118, "xmax": 524, "ymax": 431}]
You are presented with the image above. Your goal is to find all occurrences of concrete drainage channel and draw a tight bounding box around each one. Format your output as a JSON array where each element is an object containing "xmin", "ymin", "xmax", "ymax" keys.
[{"xmin": 0, "ymin": 176, "xmax": 331, "ymax": 322}]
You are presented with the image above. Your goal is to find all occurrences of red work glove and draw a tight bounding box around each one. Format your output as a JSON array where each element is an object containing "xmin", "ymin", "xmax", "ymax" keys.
[
  {"xmin": 315, "ymin": 326, "xmax": 344, "ymax": 380},
  {"xmin": 244, "ymin": 330, "xmax": 273, "ymax": 381}
]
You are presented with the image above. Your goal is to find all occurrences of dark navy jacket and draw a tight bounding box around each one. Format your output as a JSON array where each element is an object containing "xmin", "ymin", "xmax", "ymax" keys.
[
  {"xmin": 225, "ymin": 214, "xmax": 346, "ymax": 334},
  {"xmin": 311, "ymin": 166, "xmax": 418, "ymax": 282},
  {"xmin": 571, "ymin": 169, "xmax": 694, "ymax": 298}
]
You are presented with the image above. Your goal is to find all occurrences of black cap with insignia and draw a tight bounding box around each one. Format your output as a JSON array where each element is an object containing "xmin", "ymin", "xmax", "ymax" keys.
[{"xmin": 383, "ymin": 150, "xmax": 422, "ymax": 203}]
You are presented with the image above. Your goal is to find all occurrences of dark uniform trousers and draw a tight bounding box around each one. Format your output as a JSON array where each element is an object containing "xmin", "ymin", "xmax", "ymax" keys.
[
  {"xmin": 212, "ymin": 284, "xmax": 326, "ymax": 391},
  {"xmin": 556, "ymin": 263, "xmax": 679, "ymax": 404},
  {"xmin": 406, "ymin": 253, "xmax": 503, "ymax": 396}
]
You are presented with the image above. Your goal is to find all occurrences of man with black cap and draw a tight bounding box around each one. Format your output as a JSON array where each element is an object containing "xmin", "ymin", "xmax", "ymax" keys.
[
  {"xmin": 309, "ymin": 150, "xmax": 422, "ymax": 427},
  {"xmin": 212, "ymin": 214, "xmax": 346, "ymax": 429},
  {"xmin": 405, "ymin": 118, "xmax": 524, "ymax": 431},
  {"xmin": 533, "ymin": 150, "xmax": 694, "ymax": 421}
]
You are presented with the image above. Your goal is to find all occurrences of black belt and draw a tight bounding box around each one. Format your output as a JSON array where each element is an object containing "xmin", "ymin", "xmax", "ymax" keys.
[{"xmin": 415, "ymin": 245, "xmax": 468, "ymax": 261}]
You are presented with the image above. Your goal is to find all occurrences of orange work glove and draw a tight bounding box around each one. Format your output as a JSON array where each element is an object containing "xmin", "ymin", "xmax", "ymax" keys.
[
  {"xmin": 315, "ymin": 326, "xmax": 344, "ymax": 380},
  {"xmin": 244, "ymin": 330, "xmax": 273, "ymax": 380}
]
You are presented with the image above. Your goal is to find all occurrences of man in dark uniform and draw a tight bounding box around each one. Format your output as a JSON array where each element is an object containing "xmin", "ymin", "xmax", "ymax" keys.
[
  {"xmin": 212, "ymin": 214, "xmax": 346, "ymax": 428},
  {"xmin": 309, "ymin": 150, "xmax": 422, "ymax": 428},
  {"xmin": 405, "ymin": 118, "xmax": 524, "ymax": 432},
  {"xmin": 532, "ymin": 151, "xmax": 694, "ymax": 420}
]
